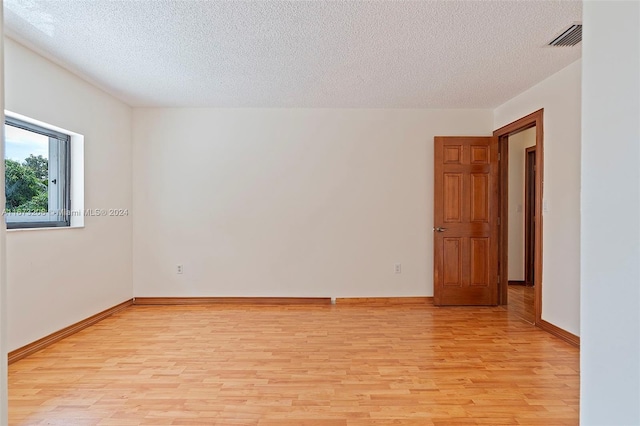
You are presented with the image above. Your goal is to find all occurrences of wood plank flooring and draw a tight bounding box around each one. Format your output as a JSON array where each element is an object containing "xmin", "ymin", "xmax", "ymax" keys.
[{"xmin": 9, "ymin": 301, "xmax": 579, "ymax": 425}]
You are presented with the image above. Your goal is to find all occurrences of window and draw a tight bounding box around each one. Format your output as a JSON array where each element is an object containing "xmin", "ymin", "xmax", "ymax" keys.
[{"xmin": 4, "ymin": 117, "xmax": 71, "ymax": 229}]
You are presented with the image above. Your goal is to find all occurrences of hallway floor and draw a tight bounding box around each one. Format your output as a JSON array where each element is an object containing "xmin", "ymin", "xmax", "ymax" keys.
[{"xmin": 507, "ymin": 284, "xmax": 535, "ymax": 324}]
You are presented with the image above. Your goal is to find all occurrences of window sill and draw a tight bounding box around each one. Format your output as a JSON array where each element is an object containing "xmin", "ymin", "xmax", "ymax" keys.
[{"xmin": 7, "ymin": 224, "xmax": 84, "ymax": 233}]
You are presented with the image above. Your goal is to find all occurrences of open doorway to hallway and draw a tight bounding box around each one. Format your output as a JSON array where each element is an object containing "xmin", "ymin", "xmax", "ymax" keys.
[
  {"xmin": 495, "ymin": 109, "xmax": 544, "ymax": 325},
  {"xmin": 505, "ymin": 127, "xmax": 536, "ymax": 323}
]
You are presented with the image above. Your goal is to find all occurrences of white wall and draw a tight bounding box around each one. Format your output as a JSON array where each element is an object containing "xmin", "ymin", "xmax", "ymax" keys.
[
  {"xmin": 4, "ymin": 38, "xmax": 133, "ymax": 351},
  {"xmin": 581, "ymin": 1, "xmax": 640, "ymax": 424},
  {"xmin": 133, "ymin": 108, "xmax": 492, "ymax": 297},
  {"xmin": 494, "ymin": 60, "xmax": 581, "ymax": 336},
  {"xmin": 0, "ymin": 9, "xmax": 8, "ymax": 424},
  {"xmin": 507, "ymin": 127, "xmax": 536, "ymax": 281}
]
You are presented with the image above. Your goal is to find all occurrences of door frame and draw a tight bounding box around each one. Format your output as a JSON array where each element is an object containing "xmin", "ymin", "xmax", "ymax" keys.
[{"xmin": 494, "ymin": 109, "xmax": 543, "ymax": 324}]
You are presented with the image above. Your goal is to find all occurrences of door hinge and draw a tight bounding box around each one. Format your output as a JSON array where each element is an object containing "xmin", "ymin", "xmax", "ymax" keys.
[
  {"xmin": 498, "ymin": 152, "xmax": 501, "ymax": 161},
  {"xmin": 498, "ymin": 275, "xmax": 501, "ymax": 283},
  {"xmin": 498, "ymin": 217, "xmax": 501, "ymax": 226}
]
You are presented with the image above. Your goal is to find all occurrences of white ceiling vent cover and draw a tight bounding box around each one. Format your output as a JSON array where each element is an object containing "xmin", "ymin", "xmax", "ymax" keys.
[{"xmin": 548, "ymin": 24, "xmax": 582, "ymax": 47}]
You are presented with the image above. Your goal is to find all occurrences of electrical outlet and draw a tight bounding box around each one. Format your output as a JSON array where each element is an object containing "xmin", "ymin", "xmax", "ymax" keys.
[
  {"xmin": 394, "ymin": 263, "xmax": 402, "ymax": 274},
  {"xmin": 176, "ymin": 264, "xmax": 183, "ymax": 274}
]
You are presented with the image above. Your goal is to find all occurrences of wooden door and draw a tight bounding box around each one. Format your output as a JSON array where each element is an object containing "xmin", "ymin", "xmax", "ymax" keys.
[{"xmin": 434, "ymin": 137, "xmax": 499, "ymax": 305}]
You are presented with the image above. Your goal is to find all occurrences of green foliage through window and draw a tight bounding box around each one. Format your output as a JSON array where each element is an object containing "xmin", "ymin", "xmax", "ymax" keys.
[{"xmin": 5, "ymin": 155, "xmax": 49, "ymax": 213}]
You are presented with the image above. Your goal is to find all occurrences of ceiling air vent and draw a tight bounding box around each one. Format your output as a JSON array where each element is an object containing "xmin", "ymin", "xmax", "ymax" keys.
[{"xmin": 548, "ymin": 24, "xmax": 582, "ymax": 47}]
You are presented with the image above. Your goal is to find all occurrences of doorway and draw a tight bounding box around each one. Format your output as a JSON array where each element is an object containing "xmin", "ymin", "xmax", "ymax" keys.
[
  {"xmin": 505, "ymin": 127, "xmax": 536, "ymax": 323},
  {"xmin": 524, "ymin": 146, "xmax": 536, "ymax": 287},
  {"xmin": 494, "ymin": 109, "xmax": 543, "ymax": 324}
]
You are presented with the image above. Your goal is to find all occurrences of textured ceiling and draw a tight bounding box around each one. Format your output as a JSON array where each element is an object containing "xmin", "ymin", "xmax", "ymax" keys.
[{"xmin": 4, "ymin": 0, "xmax": 582, "ymax": 108}]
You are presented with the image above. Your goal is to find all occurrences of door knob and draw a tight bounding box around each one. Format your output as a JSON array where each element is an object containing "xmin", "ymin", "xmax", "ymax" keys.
[{"xmin": 434, "ymin": 227, "xmax": 447, "ymax": 232}]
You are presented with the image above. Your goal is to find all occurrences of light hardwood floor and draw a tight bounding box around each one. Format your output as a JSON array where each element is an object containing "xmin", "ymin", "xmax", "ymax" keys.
[{"xmin": 9, "ymin": 301, "xmax": 579, "ymax": 425}]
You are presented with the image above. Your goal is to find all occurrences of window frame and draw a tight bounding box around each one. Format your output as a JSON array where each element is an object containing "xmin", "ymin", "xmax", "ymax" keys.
[{"xmin": 4, "ymin": 116, "xmax": 71, "ymax": 229}]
